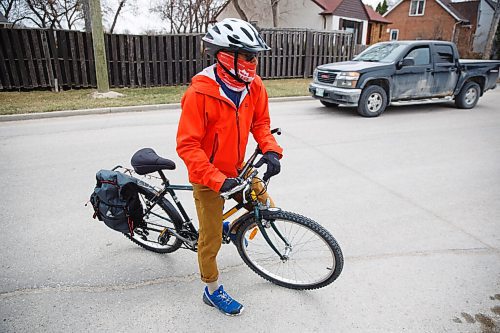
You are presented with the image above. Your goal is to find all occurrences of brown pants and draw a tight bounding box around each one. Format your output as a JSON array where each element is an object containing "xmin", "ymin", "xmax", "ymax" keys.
[{"xmin": 192, "ymin": 179, "xmax": 274, "ymax": 283}]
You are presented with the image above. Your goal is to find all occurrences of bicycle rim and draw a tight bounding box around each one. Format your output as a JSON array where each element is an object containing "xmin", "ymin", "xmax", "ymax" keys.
[
  {"xmin": 236, "ymin": 210, "xmax": 343, "ymax": 290},
  {"xmin": 125, "ymin": 188, "xmax": 183, "ymax": 253}
]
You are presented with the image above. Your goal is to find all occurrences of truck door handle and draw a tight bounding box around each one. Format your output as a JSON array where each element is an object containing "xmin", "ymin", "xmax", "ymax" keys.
[
  {"xmin": 425, "ymin": 68, "xmax": 433, "ymax": 73},
  {"xmin": 449, "ymin": 67, "xmax": 457, "ymax": 72}
]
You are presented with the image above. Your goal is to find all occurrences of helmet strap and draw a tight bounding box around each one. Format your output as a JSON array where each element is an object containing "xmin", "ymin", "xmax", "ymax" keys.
[{"xmin": 216, "ymin": 50, "xmax": 247, "ymax": 84}]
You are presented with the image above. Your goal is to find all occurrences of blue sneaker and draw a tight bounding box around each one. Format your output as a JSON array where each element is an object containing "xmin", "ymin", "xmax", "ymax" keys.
[
  {"xmin": 223, "ymin": 221, "xmax": 248, "ymax": 247},
  {"xmin": 202, "ymin": 285, "xmax": 244, "ymax": 316}
]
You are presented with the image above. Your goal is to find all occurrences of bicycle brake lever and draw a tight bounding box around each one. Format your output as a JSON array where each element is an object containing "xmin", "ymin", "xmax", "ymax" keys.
[{"xmin": 220, "ymin": 181, "xmax": 245, "ymax": 200}]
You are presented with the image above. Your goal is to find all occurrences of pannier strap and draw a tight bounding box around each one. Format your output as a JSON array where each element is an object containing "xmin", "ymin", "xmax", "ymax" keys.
[{"xmin": 131, "ymin": 148, "xmax": 176, "ymax": 175}]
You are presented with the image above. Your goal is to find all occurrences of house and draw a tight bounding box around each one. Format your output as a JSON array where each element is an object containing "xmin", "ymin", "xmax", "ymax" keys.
[
  {"xmin": 473, "ymin": 0, "xmax": 497, "ymax": 54},
  {"xmin": 217, "ymin": 0, "xmax": 374, "ymax": 45},
  {"xmin": 364, "ymin": 5, "xmax": 392, "ymax": 44},
  {"xmin": 0, "ymin": 13, "xmax": 13, "ymax": 28},
  {"xmin": 382, "ymin": 0, "xmax": 480, "ymax": 56}
]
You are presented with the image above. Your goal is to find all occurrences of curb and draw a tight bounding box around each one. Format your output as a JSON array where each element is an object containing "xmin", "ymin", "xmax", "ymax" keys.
[{"xmin": 0, "ymin": 95, "xmax": 313, "ymax": 122}]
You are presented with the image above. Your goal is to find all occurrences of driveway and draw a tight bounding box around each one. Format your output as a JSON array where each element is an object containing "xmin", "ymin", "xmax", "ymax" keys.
[{"xmin": 1, "ymin": 89, "xmax": 499, "ymax": 332}]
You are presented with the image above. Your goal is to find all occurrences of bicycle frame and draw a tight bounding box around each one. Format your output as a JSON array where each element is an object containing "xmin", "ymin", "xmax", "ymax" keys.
[{"xmin": 133, "ymin": 128, "xmax": 290, "ymax": 258}]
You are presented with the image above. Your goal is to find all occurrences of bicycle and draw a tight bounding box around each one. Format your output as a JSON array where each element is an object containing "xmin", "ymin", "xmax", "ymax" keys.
[{"xmin": 112, "ymin": 128, "xmax": 343, "ymax": 290}]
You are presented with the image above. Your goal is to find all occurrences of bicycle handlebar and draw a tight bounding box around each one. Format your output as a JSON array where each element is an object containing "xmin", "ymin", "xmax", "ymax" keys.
[
  {"xmin": 271, "ymin": 127, "xmax": 282, "ymax": 135},
  {"xmin": 220, "ymin": 169, "xmax": 258, "ymax": 201},
  {"xmin": 220, "ymin": 128, "xmax": 281, "ymax": 201}
]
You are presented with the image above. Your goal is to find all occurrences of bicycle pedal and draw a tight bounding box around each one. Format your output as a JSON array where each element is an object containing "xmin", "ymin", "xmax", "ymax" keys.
[{"xmin": 221, "ymin": 234, "xmax": 231, "ymax": 244}]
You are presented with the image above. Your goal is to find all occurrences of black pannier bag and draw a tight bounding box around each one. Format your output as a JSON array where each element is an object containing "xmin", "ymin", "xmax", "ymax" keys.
[{"xmin": 89, "ymin": 170, "xmax": 143, "ymax": 235}]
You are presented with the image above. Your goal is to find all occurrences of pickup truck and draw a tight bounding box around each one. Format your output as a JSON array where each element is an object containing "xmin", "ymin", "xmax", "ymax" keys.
[{"xmin": 309, "ymin": 41, "xmax": 500, "ymax": 117}]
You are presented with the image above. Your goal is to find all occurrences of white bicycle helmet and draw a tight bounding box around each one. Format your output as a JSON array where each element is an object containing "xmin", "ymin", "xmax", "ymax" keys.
[{"xmin": 203, "ymin": 18, "xmax": 270, "ymax": 55}]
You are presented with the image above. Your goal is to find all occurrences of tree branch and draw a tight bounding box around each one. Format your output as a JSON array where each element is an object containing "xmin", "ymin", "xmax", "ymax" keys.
[
  {"xmin": 110, "ymin": 0, "xmax": 126, "ymax": 33},
  {"xmin": 232, "ymin": 0, "xmax": 248, "ymax": 21}
]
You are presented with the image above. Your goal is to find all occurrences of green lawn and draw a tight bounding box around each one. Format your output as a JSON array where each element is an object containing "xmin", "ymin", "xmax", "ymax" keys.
[{"xmin": 0, "ymin": 78, "xmax": 311, "ymax": 115}]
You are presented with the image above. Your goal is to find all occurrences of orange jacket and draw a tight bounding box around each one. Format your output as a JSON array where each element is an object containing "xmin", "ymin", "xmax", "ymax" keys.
[{"xmin": 176, "ymin": 65, "xmax": 283, "ymax": 192}]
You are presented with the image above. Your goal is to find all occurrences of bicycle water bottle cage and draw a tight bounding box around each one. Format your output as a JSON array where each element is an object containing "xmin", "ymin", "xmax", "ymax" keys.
[{"xmin": 131, "ymin": 148, "xmax": 176, "ymax": 175}]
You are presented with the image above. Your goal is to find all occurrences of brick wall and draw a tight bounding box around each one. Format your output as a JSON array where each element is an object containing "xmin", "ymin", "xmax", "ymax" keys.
[
  {"xmin": 384, "ymin": 0, "xmax": 475, "ymax": 56},
  {"xmin": 385, "ymin": 0, "xmax": 457, "ymax": 40}
]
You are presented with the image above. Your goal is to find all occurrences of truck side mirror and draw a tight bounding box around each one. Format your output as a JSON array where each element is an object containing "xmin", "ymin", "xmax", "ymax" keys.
[{"xmin": 398, "ymin": 58, "xmax": 415, "ymax": 68}]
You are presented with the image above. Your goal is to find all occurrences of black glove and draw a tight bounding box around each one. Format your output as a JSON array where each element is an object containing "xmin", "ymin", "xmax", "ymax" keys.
[
  {"xmin": 254, "ymin": 151, "xmax": 281, "ymax": 182},
  {"xmin": 220, "ymin": 177, "xmax": 240, "ymax": 193}
]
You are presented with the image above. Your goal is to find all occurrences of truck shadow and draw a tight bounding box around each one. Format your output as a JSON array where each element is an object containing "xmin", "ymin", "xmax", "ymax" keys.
[{"xmin": 320, "ymin": 102, "xmax": 461, "ymax": 117}]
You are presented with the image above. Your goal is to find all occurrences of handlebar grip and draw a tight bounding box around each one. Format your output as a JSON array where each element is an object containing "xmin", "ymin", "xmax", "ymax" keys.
[{"xmin": 271, "ymin": 128, "xmax": 282, "ymax": 135}]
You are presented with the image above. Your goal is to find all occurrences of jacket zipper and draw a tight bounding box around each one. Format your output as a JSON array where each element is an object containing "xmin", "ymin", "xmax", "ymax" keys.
[
  {"xmin": 209, "ymin": 133, "xmax": 219, "ymax": 163},
  {"xmin": 235, "ymin": 106, "xmax": 241, "ymax": 167}
]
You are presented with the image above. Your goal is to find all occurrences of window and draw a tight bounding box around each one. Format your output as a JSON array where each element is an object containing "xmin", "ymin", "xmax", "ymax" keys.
[
  {"xmin": 404, "ymin": 47, "xmax": 430, "ymax": 65},
  {"xmin": 409, "ymin": 0, "xmax": 425, "ymax": 16},
  {"xmin": 340, "ymin": 19, "xmax": 363, "ymax": 44},
  {"xmin": 390, "ymin": 29, "xmax": 399, "ymax": 41},
  {"xmin": 435, "ymin": 44, "xmax": 454, "ymax": 63}
]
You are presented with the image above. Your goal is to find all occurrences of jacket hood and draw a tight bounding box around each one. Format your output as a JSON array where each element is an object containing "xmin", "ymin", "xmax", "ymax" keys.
[{"xmin": 190, "ymin": 64, "xmax": 251, "ymax": 107}]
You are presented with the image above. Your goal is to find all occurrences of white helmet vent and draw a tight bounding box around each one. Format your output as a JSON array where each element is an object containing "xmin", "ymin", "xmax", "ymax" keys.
[{"xmin": 202, "ymin": 18, "xmax": 270, "ymax": 55}]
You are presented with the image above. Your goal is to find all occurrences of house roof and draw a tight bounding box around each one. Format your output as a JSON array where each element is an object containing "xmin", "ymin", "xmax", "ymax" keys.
[
  {"xmin": 383, "ymin": 0, "xmax": 472, "ymax": 22},
  {"xmin": 364, "ymin": 5, "xmax": 392, "ymax": 23},
  {"xmin": 449, "ymin": 1, "xmax": 480, "ymax": 25},
  {"xmin": 313, "ymin": 0, "xmax": 370, "ymax": 21},
  {"xmin": 312, "ymin": 0, "xmax": 343, "ymax": 14},
  {"xmin": 0, "ymin": 13, "xmax": 8, "ymax": 23},
  {"xmin": 437, "ymin": 0, "xmax": 472, "ymax": 22}
]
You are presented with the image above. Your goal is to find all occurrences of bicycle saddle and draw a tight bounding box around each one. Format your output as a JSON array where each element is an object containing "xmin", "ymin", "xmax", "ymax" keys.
[{"xmin": 131, "ymin": 148, "xmax": 176, "ymax": 175}]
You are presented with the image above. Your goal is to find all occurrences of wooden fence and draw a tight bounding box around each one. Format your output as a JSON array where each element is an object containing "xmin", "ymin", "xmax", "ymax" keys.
[{"xmin": 0, "ymin": 27, "xmax": 355, "ymax": 90}]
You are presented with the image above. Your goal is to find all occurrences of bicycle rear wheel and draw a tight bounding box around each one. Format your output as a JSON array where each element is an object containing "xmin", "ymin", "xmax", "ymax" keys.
[
  {"xmin": 235, "ymin": 209, "xmax": 343, "ymax": 290},
  {"xmin": 124, "ymin": 186, "xmax": 184, "ymax": 253}
]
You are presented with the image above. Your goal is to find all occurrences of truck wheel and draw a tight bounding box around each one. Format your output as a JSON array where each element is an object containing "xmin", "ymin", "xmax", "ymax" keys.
[
  {"xmin": 321, "ymin": 100, "xmax": 339, "ymax": 107},
  {"xmin": 455, "ymin": 81, "xmax": 480, "ymax": 109},
  {"xmin": 357, "ymin": 85, "xmax": 387, "ymax": 117}
]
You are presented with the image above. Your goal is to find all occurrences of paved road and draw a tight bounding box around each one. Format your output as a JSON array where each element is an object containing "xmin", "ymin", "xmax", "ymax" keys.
[{"xmin": 1, "ymin": 90, "xmax": 499, "ymax": 333}]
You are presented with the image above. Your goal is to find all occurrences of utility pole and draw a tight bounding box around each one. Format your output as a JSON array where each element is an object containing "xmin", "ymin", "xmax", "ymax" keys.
[{"xmin": 89, "ymin": 0, "xmax": 109, "ymax": 93}]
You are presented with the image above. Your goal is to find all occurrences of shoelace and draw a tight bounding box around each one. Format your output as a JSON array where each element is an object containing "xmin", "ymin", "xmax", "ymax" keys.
[{"xmin": 217, "ymin": 290, "xmax": 233, "ymax": 305}]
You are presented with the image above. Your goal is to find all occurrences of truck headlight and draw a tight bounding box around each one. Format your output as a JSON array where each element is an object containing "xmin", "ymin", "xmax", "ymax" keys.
[
  {"xmin": 334, "ymin": 72, "xmax": 360, "ymax": 88},
  {"xmin": 313, "ymin": 68, "xmax": 318, "ymax": 82}
]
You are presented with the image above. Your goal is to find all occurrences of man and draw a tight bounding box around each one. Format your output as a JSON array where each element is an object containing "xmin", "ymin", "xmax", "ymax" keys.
[{"xmin": 176, "ymin": 18, "xmax": 283, "ymax": 316}]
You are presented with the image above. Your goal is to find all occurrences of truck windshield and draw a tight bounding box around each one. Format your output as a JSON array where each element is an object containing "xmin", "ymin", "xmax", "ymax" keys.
[{"xmin": 353, "ymin": 43, "xmax": 407, "ymax": 63}]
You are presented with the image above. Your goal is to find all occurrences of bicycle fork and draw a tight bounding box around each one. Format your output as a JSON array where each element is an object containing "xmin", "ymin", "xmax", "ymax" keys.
[{"xmin": 253, "ymin": 206, "xmax": 292, "ymax": 262}]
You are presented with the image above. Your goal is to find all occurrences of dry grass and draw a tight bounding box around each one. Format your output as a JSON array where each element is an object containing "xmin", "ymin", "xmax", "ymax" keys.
[{"xmin": 0, "ymin": 78, "xmax": 311, "ymax": 115}]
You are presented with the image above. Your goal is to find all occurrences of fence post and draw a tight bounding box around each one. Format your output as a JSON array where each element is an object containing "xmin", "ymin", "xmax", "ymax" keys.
[
  {"xmin": 303, "ymin": 30, "xmax": 313, "ymax": 78},
  {"xmin": 41, "ymin": 31, "xmax": 56, "ymax": 91}
]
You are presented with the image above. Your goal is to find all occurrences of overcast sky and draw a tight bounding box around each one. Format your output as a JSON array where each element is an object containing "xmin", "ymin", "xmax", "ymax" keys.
[{"xmin": 108, "ymin": 0, "xmax": 387, "ymax": 34}]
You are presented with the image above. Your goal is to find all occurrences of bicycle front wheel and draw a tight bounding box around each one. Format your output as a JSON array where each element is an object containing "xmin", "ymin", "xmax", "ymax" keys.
[{"xmin": 235, "ymin": 209, "xmax": 343, "ymax": 290}]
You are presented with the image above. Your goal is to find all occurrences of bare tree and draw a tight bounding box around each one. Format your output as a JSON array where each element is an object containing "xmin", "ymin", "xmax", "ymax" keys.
[
  {"xmin": 151, "ymin": 0, "xmax": 229, "ymax": 33},
  {"xmin": 270, "ymin": 0, "xmax": 280, "ymax": 27},
  {"xmin": 81, "ymin": 0, "xmax": 91, "ymax": 31},
  {"xmin": 109, "ymin": 0, "xmax": 125, "ymax": 33},
  {"xmin": 483, "ymin": 0, "xmax": 500, "ymax": 59},
  {"xmin": 1, "ymin": 0, "xmax": 16, "ymax": 18},
  {"xmin": 98, "ymin": 0, "xmax": 138, "ymax": 33},
  {"xmin": 1, "ymin": 0, "xmax": 84, "ymax": 29},
  {"xmin": 232, "ymin": 0, "xmax": 247, "ymax": 21}
]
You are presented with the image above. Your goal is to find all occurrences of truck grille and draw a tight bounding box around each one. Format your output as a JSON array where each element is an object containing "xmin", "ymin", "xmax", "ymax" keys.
[{"xmin": 317, "ymin": 71, "xmax": 337, "ymax": 84}]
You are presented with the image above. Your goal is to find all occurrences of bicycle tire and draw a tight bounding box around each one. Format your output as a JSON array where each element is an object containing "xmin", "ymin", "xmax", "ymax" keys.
[
  {"xmin": 235, "ymin": 209, "xmax": 343, "ymax": 290},
  {"xmin": 124, "ymin": 186, "xmax": 184, "ymax": 253}
]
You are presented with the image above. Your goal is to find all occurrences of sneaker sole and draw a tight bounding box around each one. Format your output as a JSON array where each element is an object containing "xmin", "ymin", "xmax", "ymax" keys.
[{"xmin": 202, "ymin": 293, "xmax": 244, "ymax": 316}]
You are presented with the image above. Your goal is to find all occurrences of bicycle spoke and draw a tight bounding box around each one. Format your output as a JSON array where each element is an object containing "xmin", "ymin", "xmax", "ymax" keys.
[{"xmin": 239, "ymin": 211, "xmax": 342, "ymax": 289}]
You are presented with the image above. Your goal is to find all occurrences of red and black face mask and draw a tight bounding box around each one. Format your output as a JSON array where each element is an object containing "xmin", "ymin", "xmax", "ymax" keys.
[{"xmin": 216, "ymin": 51, "xmax": 258, "ymax": 91}]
